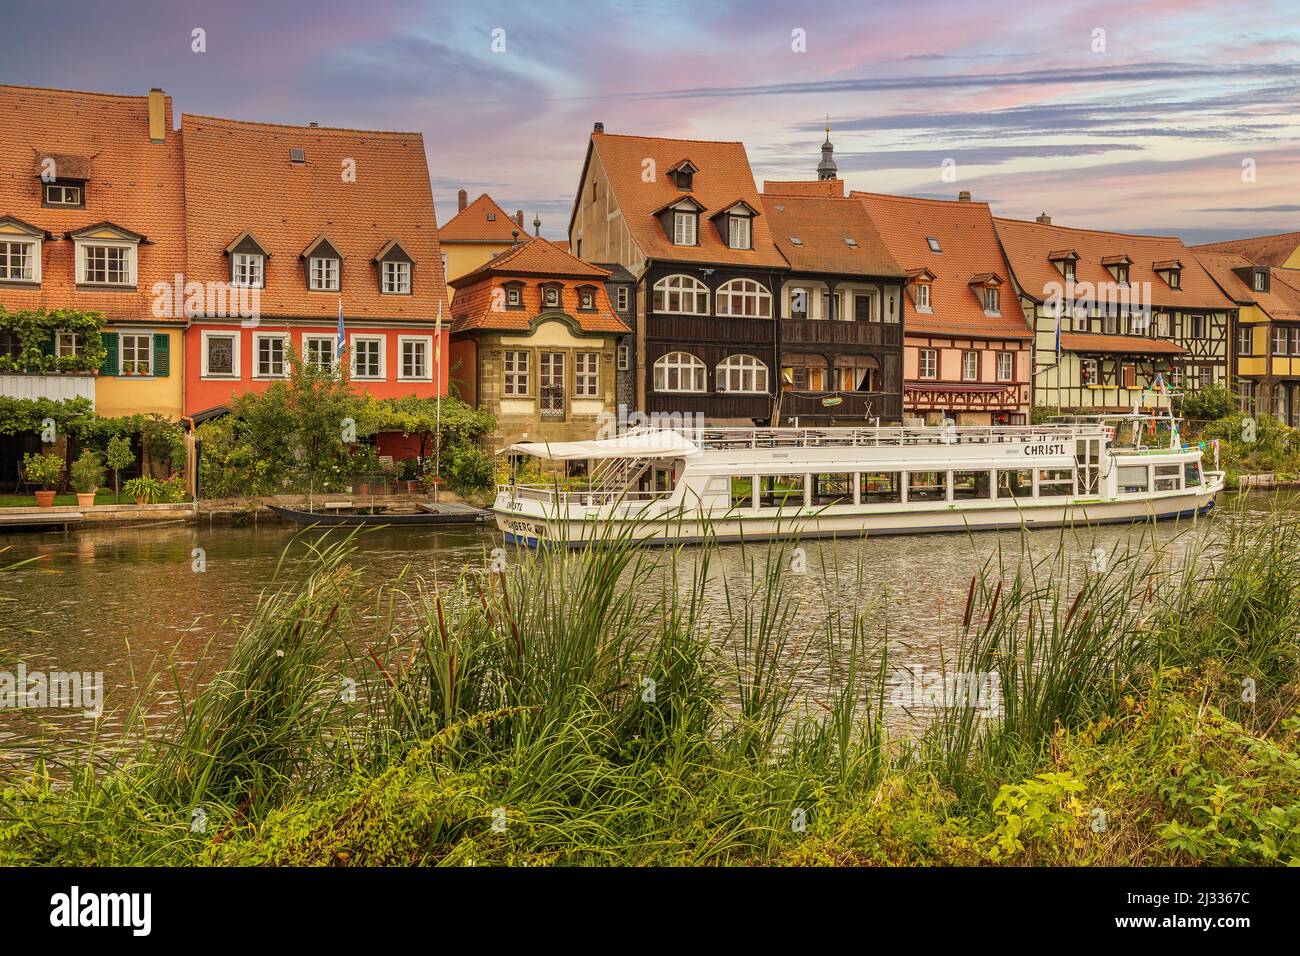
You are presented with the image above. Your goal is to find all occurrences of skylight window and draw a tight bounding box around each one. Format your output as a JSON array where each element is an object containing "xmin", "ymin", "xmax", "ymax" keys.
[
  {"xmin": 789, "ymin": 237, "xmax": 803, "ymax": 245},
  {"xmin": 289, "ymin": 148, "xmax": 305, "ymax": 164},
  {"xmin": 927, "ymin": 237, "xmax": 942, "ymax": 253},
  {"xmin": 844, "ymin": 237, "xmax": 858, "ymax": 247}
]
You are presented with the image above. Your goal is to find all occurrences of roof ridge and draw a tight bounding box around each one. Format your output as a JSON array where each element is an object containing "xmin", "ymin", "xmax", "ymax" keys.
[
  {"xmin": 183, "ymin": 113, "xmax": 422, "ymax": 137},
  {"xmin": 852, "ymin": 190, "xmax": 992, "ymax": 209},
  {"xmin": 995, "ymin": 216, "xmax": 1184, "ymax": 242},
  {"xmin": 0, "ymin": 83, "xmax": 159, "ymax": 101},
  {"xmin": 593, "ymin": 131, "xmax": 745, "ymax": 146},
  {"xmin": 1192, "ymin": 229, "xmax": 1300, "ymax": 249}
]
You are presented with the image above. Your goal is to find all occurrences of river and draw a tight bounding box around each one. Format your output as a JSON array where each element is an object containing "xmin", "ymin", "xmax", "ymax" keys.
[{"xmin": 1, "ymin": 492, "xmax": 1294, "ymax": 750}]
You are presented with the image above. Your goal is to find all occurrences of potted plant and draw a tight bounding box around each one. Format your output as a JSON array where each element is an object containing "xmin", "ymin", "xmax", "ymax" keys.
[
  {"xmin": 106, "ymin": 435, "xmax": 134, "ymax": 503},
  {"xmin": 123, "ymin": 475, "xmax": 162, "ymax": 505},
  {"xmin": 23, "ymin": 452, "xmax": 64, "ymax": 508},
  {"xmin": 70, "ymin": 449, "xmax": 106, "ymax": 508}
]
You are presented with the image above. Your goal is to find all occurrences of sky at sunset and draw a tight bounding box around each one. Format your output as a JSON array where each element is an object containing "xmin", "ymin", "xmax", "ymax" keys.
[{"xmin": 3, "ymin": 0, "xmax": 1297, "ymax": 244}]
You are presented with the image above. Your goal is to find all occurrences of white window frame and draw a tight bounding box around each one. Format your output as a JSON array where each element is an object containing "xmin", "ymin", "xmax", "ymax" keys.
[
  {"xmin": 1237, "ymin": 325, "xmax": 1251, "ymax": 357},
  {"xmin": 504, "ymin": 349, "xmax": 530, "ymax": 396},
  {"xmin": 201, "ymin": 329, "xmax": 241, "ymax": 379},
  {"xmin": 579, "ymin": 288, "xmax": 595, "ymax": 310},
  {"xmin": 728, "ymin": 214, "xmax": 751, "ymax": 250},
  {"xmin": 381, "ymin": 260, "xmax": 411, "ymax": 295},
  {"xmin": 76, "ymin": 239, "xmax": 137, "ymax": 287},
  {"xmin": 716, "ymin": 354, "xmax": 769, "ymax": 394},
  {"xmin": 506, "ymin": 286, "xmax": 522, "ymax": 307},
  {"xmin": 398, "ymin": 335, "xmax": 433, "ymax": 382},
  {"xmin": 118, "ymin": 330, "xmax": 154, "ymax": 377},
  {"xmin": 575, "ymin": 351, "xmax": 599, "ymax": 397},
  {"xmin": 715, "ymin": 278, "xmax": 772, "ymax": 318},
  {"xmin": 55, "ymin": 331, "xmax": 79, "ymax": 357},
  {"xmin": 1081, "ymin": 358, "xmax": 1099, "ymax": 386},
  {"xmin": 232, "ymin": 252, "xmax": 265, "ymax": 289},
  {"xmin": 45, "ymin": 182, "xmax": 82, "ymax": 206},
  {"xmin": 617, "ymin": 343, "xmax": 630, "ymax": 371},
  {"xmin": 673, "ymin": 210, "xmax": 697, "ymax": 246},
  {"xmin": 961, "ymin": 350, "xmax": 979, "ymax": 382},
  {"xmin": 919, "ymin": 348, "xmax": 937, "ymax": 380},
  {"xmin": 303, "ymin": 334, "xmax": 338, "ymax": 371},
  {"xmin": 543, "ymin": 286, "xmax": 562, "ymax": 309},
  {"xmin": 0, "ymin": 237, "xmax": 40, "ymax": 283},
  {"xmin": 1253, "ymin": 271, "xmax": 1266, "ymax": 292},
  {"xmin": 997, "ymin": 351, "xmax": 1013, "ymax": 382},
  {"xmin": 914, "ymin": 283, "xmax": 931, "ymax": 311},
  {"xmin": 615, "ymin": 286, "xmax": 629, "ymax": 311},
  {"xmin": 350, "ymin": 333, "xmax": 386, "ymax": 380},
  {"xmin": 654, "ymin": 351, "xmax": 707, "ymax": 393},
  {"xmin": 652, "ymin": 274, "xmax": 709, "ymax": 315},
  {"xmin": 983, "ymin": 286, "xmax": 1000, "ymax": 315},
  {"xmin": 309, "ymin": 256, "xmax": 340, "ymax": 292},
  {"xmin": 252, "ymin": 332, "xmax": 289, "ymax": 379}
]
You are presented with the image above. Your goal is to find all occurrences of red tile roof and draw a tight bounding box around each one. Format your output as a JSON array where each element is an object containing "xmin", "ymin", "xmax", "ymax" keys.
[
  {"xmin": 1191, "ymin": 231, "xmax": 1300, "ymax": 269},
  {"xmin": 994, "ymin": 217, "xmax": 1234, "ymax": 311},
  {"xmin": 181, "ymin": 113, "xmax": 446, "ymax": 322},
  {"xmin": 0, "ymin": 84, "xmax": 185, "ymax": 323},
  {"xmin": 586, "ymin": 132, "xmax": 786, "ymax": 268},
  {"xmin": 450, "ymin": 240, "xmax": 629, "ymax": 335},
  {"xmin": 852, "ymin": 192, "xmax": 1032, "ymax": 339},
  {"xmin": 439, "ymin": 193, "xmax": 524, "ymax": 243},
  {"xmin": 1194, "ymin": 250, "xmax": 1300, "ymax": 320},
  {"xmin": 1060, "ymin": 332, "xmax": 1186, "ymax": 355},
  {"xmin": 760, "ymin": 193, "xmax": 905, "ymax": 278},
  {"xmin": 762, "ymin": 179, "xmax": 846, "ymax": 198}
]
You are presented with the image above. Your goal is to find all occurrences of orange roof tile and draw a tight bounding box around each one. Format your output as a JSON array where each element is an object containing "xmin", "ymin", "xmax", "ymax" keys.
[
  {"xmin": 994, "ymin": 217, "xmax": 1234, "ymax": 312},
  {"xmin": 0, "ymin": 84, "xmax": 185, "ymax": 323},
  {"xmin": 852, "ymin": 192, "xmax": 1032, "ymax": 339},
  {"xmin": 181, "ymin": 113, "xmax": 446, "ymax": 322},
  {"xmin": 439, "ymin": 194, "xmax": 523, "ymax": 243},
  {"xmin": 760, "ymin": 193, "xmax": 904, "ymax": 278},
  {"xmin": 1192, "ymin": 231, "xmax": 1300, "ymax": 269},
  {"xmin": 762, "ymin": 179, "xmax": 846, "ymax": 198},
  {"xmin": 450, "ymin": 237, "xmax": 610, "ymax": 287},
  {"xmin": 1060, "ymin": 332, "xmax": 1185, "ymax": 355},
  {"xmin": 585, "ymin": 132, "xmax": 786, "ymax": 268},
  {"xmin": 1194, "ymin": 250, "xmax": 1300, "ymax": 320}
]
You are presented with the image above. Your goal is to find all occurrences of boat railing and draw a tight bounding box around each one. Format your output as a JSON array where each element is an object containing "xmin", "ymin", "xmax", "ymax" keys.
[
  {"xmin": 501, "ymin": 485, "xmax": 672, "ymax": 509},
  {"xmin": 632, "ymin": 423, "xmax": 1109, "ymax": 450}
]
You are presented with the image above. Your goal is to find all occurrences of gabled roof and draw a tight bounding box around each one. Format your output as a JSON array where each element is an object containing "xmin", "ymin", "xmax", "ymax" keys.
[
  {"xmin": 31, "ymin": 150, "xmax": 95, "ymax": 180},
  {"xmin": 852, "ymin": 192, "xmax": 1032, "ymax": 339},
  {"xmin": 181, "ymin": 112, "xmax": 446, "ymax": 321},
  {"xmin": 449, "ymin": 237, "xmax": 610, "ymax": 288},
  {"xmin": 300, "ymin": 234, "xmax": 341, "ymax": 260},
  {"xmin": 709, "ymin": 198, "xmax": 760, "ymax": 219},
  {"xmin": 580, "ymin": 131, "xmax": 786, "ymax": 268},
  {"xmin": 0, "ymin": 215, "xmax": 51, "ymax": 239},
  {"xmin": 1193, "ymin": 251, "xmax": 1300, "ymax": 321},
  {"xmin": 993, "ymin": 216, "xmax": 1234, "ymax": 311},
  {"xmin": 439, "ymin": 193, "xmax": 521, "ymax": 243},
  {"xmin": 761, "ymin": 193, "xmax": 905, "ymax": 278},
  {"xmin": 223, "ymin": 229, "xmax": 269, "ymax": 256},
  {"xmin": 68, "ymin": 220, "xmax": 149, "ymax": 242},
  {"xmin": 1192, "ymin": 231, "xmax": 1300, "ymax": 269}
]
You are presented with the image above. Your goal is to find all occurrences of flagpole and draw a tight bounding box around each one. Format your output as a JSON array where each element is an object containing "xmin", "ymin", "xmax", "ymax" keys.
[{"xmin": 434, "ymin": 301, "xmax": 442, "ymax": 505}]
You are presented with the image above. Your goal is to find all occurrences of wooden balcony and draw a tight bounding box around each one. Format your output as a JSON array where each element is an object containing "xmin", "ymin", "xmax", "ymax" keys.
[
  {"xmin": 778, "ymin": 389, "xmax": 902, "ymax": 423},
  {"xmin": 780, "ymin": 319, "xmax": 902, "ymax": 348},
  {"xmin": 647, "ymin": 313, "xmax": 775, "ymax": 346},
  {"xmin": 647, "ymin": 391, "xmax": 774, "ymax": 422}
]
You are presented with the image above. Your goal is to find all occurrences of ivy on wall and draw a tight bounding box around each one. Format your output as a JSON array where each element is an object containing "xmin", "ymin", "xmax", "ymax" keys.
[{"xmin": 0, "ymin": 305, "xmax": 108, "ymax": 374}]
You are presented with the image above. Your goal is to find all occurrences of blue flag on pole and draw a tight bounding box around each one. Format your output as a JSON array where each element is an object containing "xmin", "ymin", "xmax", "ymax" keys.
[{"xmin": 336, "ymin": 293, "xmax": 345, "ymax": 356}]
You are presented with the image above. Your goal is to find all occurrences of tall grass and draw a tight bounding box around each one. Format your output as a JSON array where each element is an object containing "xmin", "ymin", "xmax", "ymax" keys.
[{"xmin": 1, "ymin": 497, "xmax": 1297, "ymax": 865}]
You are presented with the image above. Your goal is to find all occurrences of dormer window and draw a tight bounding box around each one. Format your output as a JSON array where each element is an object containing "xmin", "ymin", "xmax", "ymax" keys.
[
  {"xmin": 542, "ymin": 283, "xmax": 562, "ymax": 308},
  {"xmin": 578, "ymin": 286, "xmax": 596, "ymax": 311},
  {"xmin": 71, "ymin": 222, "xmax": 144, "ymax": 289},
  {"xmin": 1253, "ymin": 270, "xmax": 1268, "ymax": 292},
  {"xmin": 728, "ymin": 215, "xmax": 752, "ymax": 250},
  {"xmin": 969, "ymin": 274, "xmax": 1002, "ymax": 315},
  {"xmin": 301, "ymin": 236, "xmax": 343, "ymax": 292},
  {"xmin": 674, "ymin": 210, "xmax": 697, "ymax": 246},
  {"xmin": 1154, "ymin": 259, "xmax": 1183, "ymax": 290},
  {"xmin": 1101, "ymin": 255, "xmax": 1131, "ymax": 285},
  {"xmin": 44, "ymin": 181, "xmax": 84, "ymax": 208},
  {"xmin": 0, "ymin": 217, "xmax": 45, "ymax": 285},
  {"xmin": 984, "ymin": 286, "xmax": 1000, "ymax": 313},
  {"xmin": 503, "ymin": 282, "xmax": 525, "ymax": 309},
  {"xmin": 668, "ymin": 159, "xmax": 698, "ymax": 191},
  {"xmin": 915, "ymin": 283, "xmax": 931, "ymax": 310},
  {"xmin": 1048, "ymin": 250, "xmax": 1079, "ymax": 282},
  {"xmin": 1115, "ymin": 264, "xmax": 1129, "ymax": 284},
  {"xmin": 372, "ymin": 240, "xmax": 414, "ymax": 295},
  {"xmin": 232, "ymin": 253, "xmax": 264, "ymax": 288}
]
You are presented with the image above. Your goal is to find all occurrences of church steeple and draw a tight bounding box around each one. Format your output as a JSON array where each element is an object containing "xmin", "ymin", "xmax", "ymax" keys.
[{"xmin": 817, "ymin": 117, "xmax": 838, "ymax": 181}]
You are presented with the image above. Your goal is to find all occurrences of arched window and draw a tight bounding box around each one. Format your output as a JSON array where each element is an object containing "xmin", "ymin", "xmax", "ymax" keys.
[
  {"xmin": 716, "ymin": 354, "xmax": 769, "ymax": 394},
  {"xmin": 716, "ymin": 278, "xmax": 772, "ymax": 318},
  {"xmin": 781, "ymin": 354, "xmax": 828, "ymax": 392},
  {"xmin": 654, "ymin": 351, "xmax": 707, "ymax": 393},
  {"xmin": 652, "ymin": 274, "xmax": 709, "ymax": 315}
]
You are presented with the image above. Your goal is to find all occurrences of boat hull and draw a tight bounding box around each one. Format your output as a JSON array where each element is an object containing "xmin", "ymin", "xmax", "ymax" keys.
[
  {"xmin": 268, "ymin": 505, "xmax": 492, "ymax": 527},
  {"xmin": 495, "ymin": 479, "xmax": 1224, "ymax": 548}
]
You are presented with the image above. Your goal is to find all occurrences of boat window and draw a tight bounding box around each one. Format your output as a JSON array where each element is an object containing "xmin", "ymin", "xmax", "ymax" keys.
[
  {"xmin": 907, "ymin": 471, "xmax": 946, "ymax": 502},
  {"xmin": 952, "ymin": 470, "xmax": 991, "ymax": 500},
  {"xmin": 811, "ymin": 473, "xmax": 852, "ymax": 506},
  {"xmin": 997, "ymin": 469, "xmax": 1033, "ymax": 499},
  {"xmin": 1184, "ymin": 460, "xmax": 1202, "ymax": 487},
  {"xmin": 1117, "ymin": 465, "xmax": 1149, "ymax": 494},
  {"xmin": 758, "ymin": 475, "xmax": 805, "ymax": 509},
  {"xmin": 1037, "ymin": 468, "xmax": 1074, "ymax": 497},
  {"xmin": 860, "ymin": 472, "xmax": 901, "ymax": 504},
  {"xmin": 730, "ymin": 476, "xmax": 753, "ymax": 509},
  {"xmin": 1154, "ymin": 463, "xmax": 1181, "ymax": 492}
]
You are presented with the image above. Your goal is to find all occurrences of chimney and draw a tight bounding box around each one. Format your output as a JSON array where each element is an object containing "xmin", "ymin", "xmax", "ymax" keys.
[
  {"xmin": 515, "ymin": 209, "xmax": 524, "ymax": 228},
  {"xmin": 957, "ymin": 190, "xmax": 971, "ymax": 202},
  {"xmin": 147, "ymin": 88, "xmax": 166, "ymax": 143},
  {"xmin": 1036, "ymin": 212, "xmax": 1051, "ymax": 224},
  {"xmin": 457, "ymin": 189, "xmax": 467, "ymax": 212},
  {"xmin": 593, "ymin": 122, "xmax": 604, "ymax": 133},
  {"xmin": 308, "ymin": 122, "xmax": 318, "ymax": 127}
]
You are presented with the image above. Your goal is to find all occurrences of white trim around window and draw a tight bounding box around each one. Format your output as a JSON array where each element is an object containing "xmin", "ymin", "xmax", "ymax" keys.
[
  {"xmin": 201, "ymin": 329, "xmax": 241, "ymax": 379},
  {"xmin": 302, "ymin": 333, "xmax": 338, "ymax": 371},
  {"xmin": 75, "ymin": 238, "xmax": 137, "ymax": 287},
  {"xmin": 309, "ymin": 256, "xmax": 340, "ymax": 292},
  {"xmin": 232, "ymin": 252, "xmax": 265, "ymax": 289},
  {"xmin": 118, "ymin": 329, "xmax": 154, "ymax": 377},
  {"xmin": 252, "ymin": 332, "xmax": 290, "ymax": 379},
  {"xmin": 398, "ymin": 334, "xmax": 433, "ymax": 381},
  {"xmin": 350, "ymin": 333, "xmax": 386, "ymax": 380},
  {"xmin": 0, "ymin": 237, "xmax": 41, "ymax": 283}
]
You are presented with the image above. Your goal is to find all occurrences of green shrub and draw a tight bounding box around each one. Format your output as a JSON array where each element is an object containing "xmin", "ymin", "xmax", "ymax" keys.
[
  {"xmin": 69, "ymin": 449, "xmax": 106, "ymax": 494},
  {"xmin": 21, "ymin": 451, "xmax": 63, "ymax": 490},
  {"xmin": 123, "ymin": 475, "xmax": 163, "ymax": 503}
]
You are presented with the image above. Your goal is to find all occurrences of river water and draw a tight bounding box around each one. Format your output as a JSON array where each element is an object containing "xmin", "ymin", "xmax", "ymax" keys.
[{"xmin": 0, "ymin": 493, "xmax": 1293, "ymax": 750}]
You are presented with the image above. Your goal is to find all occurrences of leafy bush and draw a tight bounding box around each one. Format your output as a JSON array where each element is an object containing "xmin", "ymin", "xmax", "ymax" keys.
[
  {"xmin": 123, "ymin": 475, "xmax": 163, "ymax": 503},
  {"xmin": 21, "ymin": 452, "xmax": 63, "ymax": 490},
  {"xmin": 159, "ymin": 475, "xmax": 188, "ymax": 503},
  {"xmin": 69, "ymin": 449, "xmax": 105, "ymax": 494},
  {"xmin": 1175, "ymin": 382, "xmax": 1237, "ymax": 424}
]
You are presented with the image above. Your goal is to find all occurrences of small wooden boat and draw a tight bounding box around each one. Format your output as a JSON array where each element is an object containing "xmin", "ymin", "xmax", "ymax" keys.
[{"xmin": 267, "ymin": 502, "xmax": 492, "ymax": 527}]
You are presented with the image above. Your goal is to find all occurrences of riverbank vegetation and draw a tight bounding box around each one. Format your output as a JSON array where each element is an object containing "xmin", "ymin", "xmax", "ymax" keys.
[{"xmin": 2, "ymin": 499, "xmax": 1297, "ymax": 866}]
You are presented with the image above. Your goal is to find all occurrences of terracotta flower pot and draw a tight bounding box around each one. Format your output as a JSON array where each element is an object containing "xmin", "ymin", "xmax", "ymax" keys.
[
  {"xmin": 76, "ymin": 492, "xmax": 97, "ymax": 508},
  {"xmin": 35, "ymin": 490, "xmax": 57, "ymax": 508},
  {"xmin": 134, "ymin": 495, "xmax": 147, "ymax": 506}
]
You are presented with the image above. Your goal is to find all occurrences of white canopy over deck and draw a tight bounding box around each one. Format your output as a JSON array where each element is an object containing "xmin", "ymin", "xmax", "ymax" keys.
[{"xmin": 502, "ymin": 430, "xmax": 701, "ymax": 461}]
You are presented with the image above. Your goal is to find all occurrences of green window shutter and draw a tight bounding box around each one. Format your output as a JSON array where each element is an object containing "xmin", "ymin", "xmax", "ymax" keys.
[
  {"xmin": 39, "ymin": 336, "xmax": 56, "ymax": 357},
  {"xmin": 153, "ymin": 333, "xmax": 170, "ymax": 376},
  {"xmin": 100, "ymin": 332, "xmax": 119, "ymax": 375}
]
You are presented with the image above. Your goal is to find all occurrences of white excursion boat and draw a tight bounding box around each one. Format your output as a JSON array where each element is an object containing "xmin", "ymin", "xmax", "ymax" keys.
[{"xmin": 493, "ymin": 415, "xmax": 1225, "ymax": 547}]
